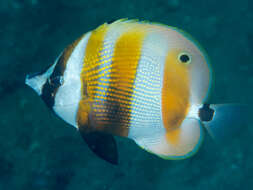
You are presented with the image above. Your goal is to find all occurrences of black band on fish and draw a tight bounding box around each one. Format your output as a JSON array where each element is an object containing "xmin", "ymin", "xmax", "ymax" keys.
[
  {"xmin": 40, "ymin": 37, "xmax": 83, "ymax": 109},
  {"xmin": 40, "ymin": 53, "xmax": 67, "ymax": 108},
  {"xmin": 198, "ymin": 104, "xmax": 215, "ymax": 122}
]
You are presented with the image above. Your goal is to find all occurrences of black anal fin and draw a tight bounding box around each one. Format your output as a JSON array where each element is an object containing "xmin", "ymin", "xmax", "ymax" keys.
[{"xmin": 79, "ymin": 130, "xmax": 118, "ymax": 165}]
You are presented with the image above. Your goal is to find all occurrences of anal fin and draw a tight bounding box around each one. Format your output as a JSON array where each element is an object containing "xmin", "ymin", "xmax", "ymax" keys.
[{"xmin": 79, "ymin": 129, "xmax": 118, "ymax": 165}]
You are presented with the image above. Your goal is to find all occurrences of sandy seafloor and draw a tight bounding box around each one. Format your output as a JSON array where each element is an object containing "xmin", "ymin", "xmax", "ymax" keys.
[{"xmin": 0, "ymin": 0, "xmax": 253, "ymax": 189}]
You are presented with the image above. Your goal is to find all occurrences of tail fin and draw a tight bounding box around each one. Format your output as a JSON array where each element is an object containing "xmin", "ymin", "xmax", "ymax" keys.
[{"xmin": 200, "ymin": 104, "xmax": 250, "ymax": 143}]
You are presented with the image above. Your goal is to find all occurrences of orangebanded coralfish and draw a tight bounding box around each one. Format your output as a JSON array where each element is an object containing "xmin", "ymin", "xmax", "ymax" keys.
[{"xmin": 25, "ymin": 19, "xmax": 250, "ymax": 164}]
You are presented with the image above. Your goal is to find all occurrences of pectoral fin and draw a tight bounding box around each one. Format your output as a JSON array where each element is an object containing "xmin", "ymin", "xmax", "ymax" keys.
[{"xmin": 79, "ymin": 129, "xmax": 118, "ymax": 165}]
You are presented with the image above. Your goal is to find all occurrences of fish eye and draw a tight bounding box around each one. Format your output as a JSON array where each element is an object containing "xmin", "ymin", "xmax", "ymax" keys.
[
  {"xmin": 49, "ymin": 76, "xmax": 64, "ymax": 87},
  {"xmin": 178, "ymin": 52, "xmax": 191, "ymax": 64}
]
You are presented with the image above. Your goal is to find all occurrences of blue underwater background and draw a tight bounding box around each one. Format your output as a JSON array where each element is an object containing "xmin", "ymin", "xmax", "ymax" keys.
[{"xmin": 0, "ymin": 0, "xmax": 253, "ymax": 189}]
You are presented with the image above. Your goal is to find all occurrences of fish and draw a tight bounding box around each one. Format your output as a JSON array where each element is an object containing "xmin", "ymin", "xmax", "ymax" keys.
[{"xmin": 25, "ymin": 19, "xmax": 250, "ymax": 165}]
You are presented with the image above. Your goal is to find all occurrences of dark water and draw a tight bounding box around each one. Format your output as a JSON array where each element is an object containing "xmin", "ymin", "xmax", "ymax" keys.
[{"xmin": 0, "ymin": 0, "xmax": 253, "ymax": 189}]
